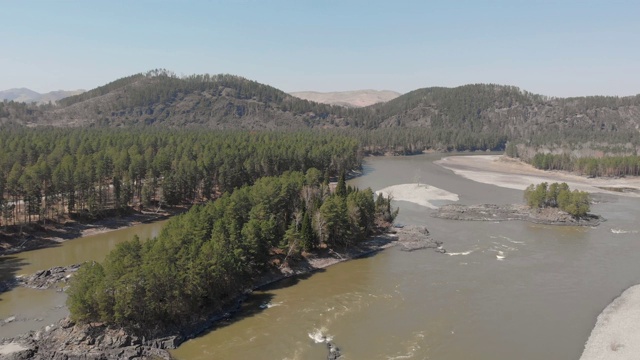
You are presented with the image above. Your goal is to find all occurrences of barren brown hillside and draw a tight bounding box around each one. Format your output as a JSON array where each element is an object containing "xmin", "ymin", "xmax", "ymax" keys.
[{"xmin": 290, "ymin": 90, "xmax": 401, "ymax": 107}]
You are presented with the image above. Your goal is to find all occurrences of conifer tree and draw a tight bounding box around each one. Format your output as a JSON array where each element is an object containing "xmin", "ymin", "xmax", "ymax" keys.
[
  {"xmin": 300, "ymin": 209, "xmax": 316, "ymax": 251},
  {"xmin": 336, "ymin": 170, "xmax": 347, "ymax": 197}
]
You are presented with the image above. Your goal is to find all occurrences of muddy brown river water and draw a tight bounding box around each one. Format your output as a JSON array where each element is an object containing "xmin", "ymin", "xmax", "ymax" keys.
[
  {"xmin": 0, "ymin": 220, "xmax": 166, "ymax": 337},
  {"xmin": 2, "ymin": 153, "xmax": 640, "ymax": 360}
]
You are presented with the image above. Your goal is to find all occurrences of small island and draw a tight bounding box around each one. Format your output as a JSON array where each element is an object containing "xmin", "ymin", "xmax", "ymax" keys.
[{"xmin": 434, "ymin": 182, "xmax": 602, "ymax": 226}]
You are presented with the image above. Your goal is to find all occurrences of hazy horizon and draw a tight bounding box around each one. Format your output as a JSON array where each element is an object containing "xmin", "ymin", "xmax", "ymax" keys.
[{"xmin": 2, "ymin": 0, "xmax": 639, "ymax": 98}]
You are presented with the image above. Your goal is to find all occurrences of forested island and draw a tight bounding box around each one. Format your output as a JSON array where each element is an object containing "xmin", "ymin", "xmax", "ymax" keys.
[{"xmin": 67, "ymin": 169, "xmax": 397, "ymax": 332}]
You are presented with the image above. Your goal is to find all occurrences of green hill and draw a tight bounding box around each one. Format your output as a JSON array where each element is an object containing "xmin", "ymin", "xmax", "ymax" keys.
[{"xmin": 2, "ymin": 70, "xmax": 639, "ymax": 150}]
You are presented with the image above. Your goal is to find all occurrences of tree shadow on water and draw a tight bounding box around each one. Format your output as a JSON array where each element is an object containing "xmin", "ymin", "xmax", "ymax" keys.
[
  {"xmin": 191, "ymin": 292, "xmax": 276, "ymax": 338},
  {"xmin": 188, "ymin": 265, "xmax": 328, "ymax": 340},
  {"xmin": 259, "ymin": 268, "xmax": 327, "ymax": 292},
  {"xmin": 0, "ymin": 256, "xmax": 29, "ymax": 301}
]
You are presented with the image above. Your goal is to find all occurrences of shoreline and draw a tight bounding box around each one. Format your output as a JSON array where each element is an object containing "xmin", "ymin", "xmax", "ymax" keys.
[
  {"xmin": 580, "ymin": 284, "xmax": 640, "ymax": 360},
  {"xmin": 170, "ymin": 225, "xmax": 441, "ymax": 349},
  {"xmin": 0, "ymin": 207, "xmax": 186, "ymax": 257},
  {"xmin": 1, "ymin": 226, "xmax": 442, "ymax": 359},
  {"xmin": 436, "ymin": 155, "xmax": 640, "ymax": 197}
]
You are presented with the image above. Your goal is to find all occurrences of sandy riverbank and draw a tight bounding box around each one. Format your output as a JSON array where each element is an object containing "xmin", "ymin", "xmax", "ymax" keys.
[
  {"xmin": 436, "ymin": 155, "xmax": 640, "ymax": 197},
  {"xmin": 580, "ymin": 285, "xmax": 640, "ymax": 360}
]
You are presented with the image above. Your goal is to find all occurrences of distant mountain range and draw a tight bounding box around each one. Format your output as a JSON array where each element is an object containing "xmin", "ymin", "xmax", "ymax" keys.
[
  {"xmin": 2, "ymin": 86, "xmax": 399, "ymax": 108},
  {"xmin": 289, "ymin": 90, "xmax": 401, "ymax": 107},
  {"xmin": 0, "ymin": 88, "xmax": 84, "ymax": 104},
  {"xmin": 1, "ymin": 70, "xmax": 639, "ymax": 149}
]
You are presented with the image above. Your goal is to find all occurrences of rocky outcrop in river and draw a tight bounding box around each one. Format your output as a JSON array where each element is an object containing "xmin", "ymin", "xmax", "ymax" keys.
[
  {"xmin": 393, "ymin": 226, "xmax": 446, "ymax": 253},
  {"xmin": 326, "ymin": 341, "xmax": 342, "ymax": 359},
  {"xmin": 433, "ymin": 204, "xmax": 602, "ymax": 226},
  {"xmin": 17, "ymin": 264, "xmax": 82, "ymax": 290},
  {"xmin": 0, "ymin": 264, "xmax": 82, "ymax": 294}
]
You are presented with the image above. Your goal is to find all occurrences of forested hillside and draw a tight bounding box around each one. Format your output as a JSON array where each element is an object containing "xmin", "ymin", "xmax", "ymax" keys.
[
  {"xmin": 0, "ymin": 70, "xmax": 346, "ymax": 129},
  {"xmin": 2, "ymin": 70, "xmax": 639, "ymax": 152},
  {"xmin": 356, "ymin": 85, "xmax": 640, "ymax": 147}
]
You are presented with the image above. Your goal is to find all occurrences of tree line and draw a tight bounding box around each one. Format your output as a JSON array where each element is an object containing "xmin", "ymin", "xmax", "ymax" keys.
[
  {"xmin": 0, "ymin": 128, "xmax": 360, "ymax": 226},
  {"xmin": 524, "ymin": 182, "xmax": 590, "ymax": 217},
  {"xmin": 0, "ymin": 124, "xmax": 510, "ymax": 229},
  {"xmin": 526, "ymin": 153, "xmax": 640, "ymax": 177},
  {"xmin": 341, "ymin": 128, "xmax": 507, "ymax": 154},
  {"xmin": 67, "ymin": 169, "xmax": 397, "ymax": 334}
]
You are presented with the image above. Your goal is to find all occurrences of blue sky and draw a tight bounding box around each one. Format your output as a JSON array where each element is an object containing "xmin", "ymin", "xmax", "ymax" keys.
[{"xmin": 1, "ymin": 0, "xmax": 639, "ymax": 97}]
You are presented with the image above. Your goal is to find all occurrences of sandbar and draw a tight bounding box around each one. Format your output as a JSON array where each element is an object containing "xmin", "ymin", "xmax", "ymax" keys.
[
  {"xmin": 580, "ymin": 285, "xmax": 640, "ymax": 360},
  {"xmin": 376, "ymin": 183, "xmax": 459, "ymax": 209},
  {"xmin": 436, "ymin": 155, "xmax": 640, "ymax": 197}
]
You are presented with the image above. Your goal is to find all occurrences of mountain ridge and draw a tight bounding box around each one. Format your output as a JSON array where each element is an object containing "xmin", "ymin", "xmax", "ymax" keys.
[{"xmin": 1, "ymin": 70, "xmax": 639, "ymax": 150}]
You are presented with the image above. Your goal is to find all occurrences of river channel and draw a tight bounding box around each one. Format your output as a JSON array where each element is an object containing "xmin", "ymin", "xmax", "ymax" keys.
[
  {"xmin": 0, "ymin": 220, "xmax": 166, "ymax": 337},
  {"xmin": 2, "ymin": 153, "xmax": 640, "ymax": 359}
]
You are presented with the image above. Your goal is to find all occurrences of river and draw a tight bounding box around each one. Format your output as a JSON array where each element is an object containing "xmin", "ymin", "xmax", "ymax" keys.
[
  {"xmin": 0, "ymin": 220, "xmax": 166, "ymax": 337},
  {"xmin": 2, "ymin": 154, "xmax": 640, "ymax": 359}
]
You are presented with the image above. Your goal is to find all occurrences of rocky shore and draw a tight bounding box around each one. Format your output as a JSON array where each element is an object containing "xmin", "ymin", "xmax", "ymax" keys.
[
  {"xmin": 433, "ymin": 203, "xmax": 602, "ymax": 226},
  {"xmin": 1, "ymin": 226, "xmax": 443, "ymax": 360}
]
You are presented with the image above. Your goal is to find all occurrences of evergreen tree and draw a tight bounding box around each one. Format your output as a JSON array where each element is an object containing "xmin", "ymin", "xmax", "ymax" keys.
[
  {"xmin": 335, "ymin": 170, "xmax": 347, "ymax": 197},
  {"xmin": 67, "ymin": 170, "xmax": 397, "ymax": 332},
  {"xmin": 300, "ymin": 209, "xmax": 316, "ymax": 251}
]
